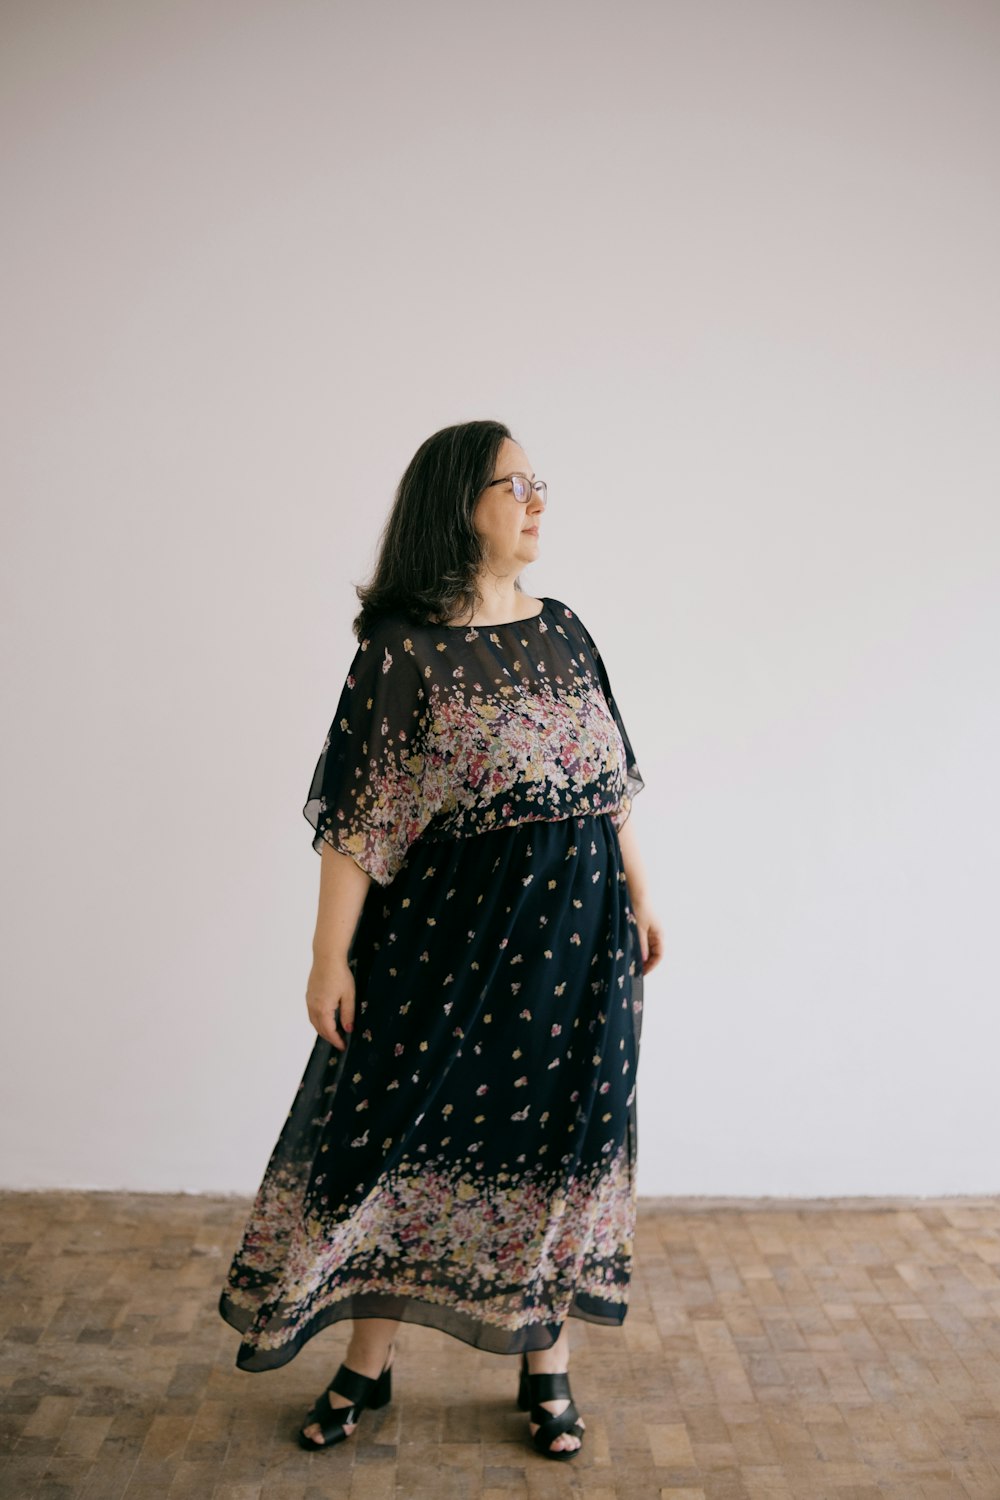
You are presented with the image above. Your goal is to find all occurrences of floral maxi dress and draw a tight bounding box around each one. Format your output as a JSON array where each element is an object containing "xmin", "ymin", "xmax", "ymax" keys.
[{"xmin": 218, "ymin": 596, "xmax": 646, "ymax": 1370}]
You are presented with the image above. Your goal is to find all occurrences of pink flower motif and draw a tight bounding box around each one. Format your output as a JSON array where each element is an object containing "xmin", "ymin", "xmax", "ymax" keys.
[
  {"xmin": 551, "ymin": 1023, "xmax": 562, "ymax": 1036},
  {"xmin": 394, "ymin": 1043, "xmax": 404, "ymax": 1056}
]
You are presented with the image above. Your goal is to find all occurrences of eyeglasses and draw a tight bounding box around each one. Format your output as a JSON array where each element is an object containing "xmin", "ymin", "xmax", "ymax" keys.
[{"xmin": 483, "ymin": 472, "xmax": 548, "ymax": 504}]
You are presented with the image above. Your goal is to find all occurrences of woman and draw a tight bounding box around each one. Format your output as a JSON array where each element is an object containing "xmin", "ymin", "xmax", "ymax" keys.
[{"xmin": 218, "ymin": 419, "xmax": 663, "ymax": 1461}]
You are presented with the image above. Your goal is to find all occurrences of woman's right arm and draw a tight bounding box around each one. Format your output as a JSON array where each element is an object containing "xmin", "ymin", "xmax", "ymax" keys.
[{"xmin": 306, "ymin": 841, "xmax": 373, "ymax": 1050}]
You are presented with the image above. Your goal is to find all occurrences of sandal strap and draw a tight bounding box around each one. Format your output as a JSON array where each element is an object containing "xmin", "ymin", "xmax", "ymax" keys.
[
  {"xmin": 525, "ymin": 1369, "xmax": 571, "ymax": 1401},
  {"xmin": 326, "ymin": 1360, "xmax": 380, "ymax": 1408},
  {"xmin": 531, "ymin": 1397, "xmax": 584, "ymax": 1445},
  {"xmin": 303, "ymin": 1390, "xmax": 359, "ymax": 1441}
]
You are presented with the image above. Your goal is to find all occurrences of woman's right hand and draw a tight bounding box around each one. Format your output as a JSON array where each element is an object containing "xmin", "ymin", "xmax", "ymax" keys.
[{"xmin": 306, "ymin": 957, "xmax": 356, "ymax": 1050}]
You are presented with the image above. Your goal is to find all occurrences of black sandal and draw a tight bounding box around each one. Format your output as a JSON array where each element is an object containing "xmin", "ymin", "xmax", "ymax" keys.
[
  {"xmin": 297, "ymin": 1341, "xmax": 394, "ymax": 1450},
  {"xmin": 517, "ymin": 1350, "xmax": 586, "ymax": 1461}
]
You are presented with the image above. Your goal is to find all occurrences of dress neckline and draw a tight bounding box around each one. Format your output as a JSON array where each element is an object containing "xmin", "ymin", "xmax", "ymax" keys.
[{"xmin": 434, "ymin": 597, "xmax": 548, "ymax": 630}]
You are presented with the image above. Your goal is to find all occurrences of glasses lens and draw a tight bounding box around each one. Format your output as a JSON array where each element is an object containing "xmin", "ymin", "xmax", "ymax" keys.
[
  {"xmin": 511, "ymin": 475, "xmax": 528, "ymax": 502},
  {"xmin": 534, "ymin": 480, "xmax": 547, "ymax": 503}
]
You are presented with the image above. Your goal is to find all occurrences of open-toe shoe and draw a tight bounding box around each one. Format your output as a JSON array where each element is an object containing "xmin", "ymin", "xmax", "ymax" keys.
[
  {"xmin": 297, "ymin": 1340, "xmax": 394, "ymax": 1450},
  {"xmin": 517, "ymin": 1350, "xmax": 586, "ymax": 1461}
]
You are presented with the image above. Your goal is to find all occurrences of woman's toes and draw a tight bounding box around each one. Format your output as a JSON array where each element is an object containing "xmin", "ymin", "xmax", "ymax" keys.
[
  {"xmin": 531, "ymin": 1400, "xmax": 584, "ymax": 1452},
  {"xmin": 302, "ymin": 1394, "xmax": 359, "ymax": 1444}
]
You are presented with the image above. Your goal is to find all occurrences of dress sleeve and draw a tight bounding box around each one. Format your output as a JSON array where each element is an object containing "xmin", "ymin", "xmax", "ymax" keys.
[
  {"xmin": 302, "ymin": 622, "xmax": 430, "ymax": 886},
  {"xmin": 572, "ymin": 611, "xmax": 646, "ymax": 832}
]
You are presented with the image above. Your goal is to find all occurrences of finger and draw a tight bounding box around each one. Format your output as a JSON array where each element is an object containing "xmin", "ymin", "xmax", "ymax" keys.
[
  {"xmin": 332, "ymin": 1004, "xmax": 353, "ymax": 1047},
  {"xmin": 317, "ymin": 1015, "xmax": 345, "ymax": 1050},
  {"xmin": 307, "ymin": 994, "xmax": 338, "ymax": 1047}
]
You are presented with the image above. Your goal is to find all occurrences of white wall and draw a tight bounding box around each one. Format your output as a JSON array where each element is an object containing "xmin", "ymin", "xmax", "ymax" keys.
[{"xmin": 2, "ymin": 0, "xmax": 997, "ymax": 1195}]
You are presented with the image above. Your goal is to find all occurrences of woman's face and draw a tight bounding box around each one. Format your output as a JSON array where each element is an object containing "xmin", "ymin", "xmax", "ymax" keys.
[{"xmin": 472, "ymin": 438, "xmax": 545, "ymax": 573}]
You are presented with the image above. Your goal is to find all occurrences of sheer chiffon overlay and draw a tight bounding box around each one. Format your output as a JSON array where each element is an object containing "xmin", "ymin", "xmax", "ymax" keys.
[{"xmin": 218, "ymin": 597, "xmax": 646, "ymax": 1371}]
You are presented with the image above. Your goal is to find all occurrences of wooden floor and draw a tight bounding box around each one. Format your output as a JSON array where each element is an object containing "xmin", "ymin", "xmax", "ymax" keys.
[{"xmin": 1, "ymin": 1192, "xmax": 999, "ymax": 1499}]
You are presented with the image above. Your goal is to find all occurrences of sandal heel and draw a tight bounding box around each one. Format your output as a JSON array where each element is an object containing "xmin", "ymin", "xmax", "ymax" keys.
[
  {"xmin": 517, "ymin": 1351, "xmax": 531, "ymax": 1411},
  {"xmin": 367, "ymin": 1363, "xmax": 392, "ymax": 1409}
]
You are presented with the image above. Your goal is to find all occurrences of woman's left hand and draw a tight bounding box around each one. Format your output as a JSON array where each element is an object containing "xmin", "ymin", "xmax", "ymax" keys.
[{"xmin": 631, "ymin": 899, "xmax": 664, "ymax": 976}]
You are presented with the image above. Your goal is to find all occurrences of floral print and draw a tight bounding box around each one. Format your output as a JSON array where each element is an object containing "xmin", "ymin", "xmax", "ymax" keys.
[
  {"xmin": 302, "ymin": 598, "xmax": 644, "ymax": 886},
  {"xmin": 218, "ymin": 598, "xmax": 646, "ymax": 1370}
]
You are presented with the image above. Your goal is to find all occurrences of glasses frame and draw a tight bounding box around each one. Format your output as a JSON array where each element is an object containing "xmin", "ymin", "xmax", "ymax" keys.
[{"xmin": 483, "ymin": 472, "xmax": 547, "ymax": 504}]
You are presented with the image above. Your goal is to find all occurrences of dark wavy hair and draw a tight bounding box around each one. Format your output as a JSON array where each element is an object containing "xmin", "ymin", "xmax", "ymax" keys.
[{"xmin": 351, "ymin": 419, "xmax": 529, "ymax": 641}]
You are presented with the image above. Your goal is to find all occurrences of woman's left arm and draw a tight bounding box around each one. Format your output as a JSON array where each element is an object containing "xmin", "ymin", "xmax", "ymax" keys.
[{"xmin": 616, "ymin": 814, "xmax": 664, "ymax": 976}]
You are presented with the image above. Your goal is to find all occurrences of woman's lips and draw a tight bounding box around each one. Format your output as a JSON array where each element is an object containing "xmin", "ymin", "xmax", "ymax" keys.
[{"xmin": 524, "ymin": 527, "xmax": 539, "ymax": 535}]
